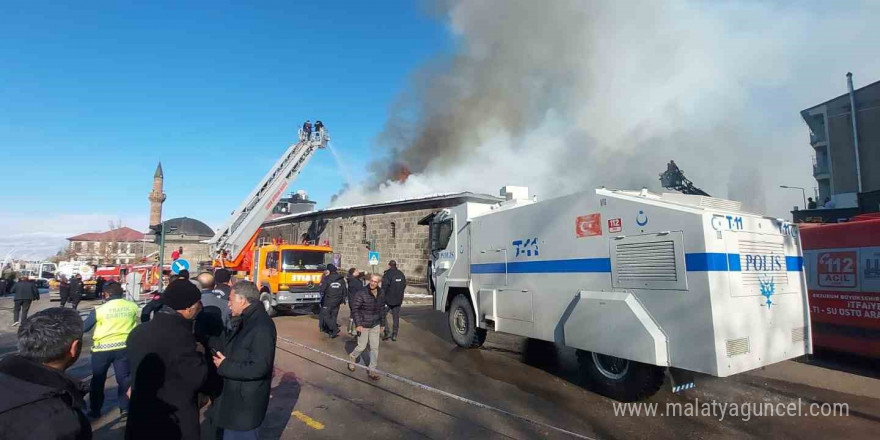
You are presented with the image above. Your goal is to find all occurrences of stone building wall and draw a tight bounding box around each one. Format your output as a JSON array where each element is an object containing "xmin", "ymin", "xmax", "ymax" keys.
[
  {"xmin": 156, "ymin": 237, "xmax": 213, "ymax": 266},
  {"xmin": 260, "ymin": 208, "xmax": 434, "ymax": 284}
]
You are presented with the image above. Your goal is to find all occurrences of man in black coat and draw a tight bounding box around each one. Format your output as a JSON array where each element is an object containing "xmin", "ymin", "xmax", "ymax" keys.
[
  {"xmin": 213, "ymin": 268, "xmax": 233, "ymax": 299},
  {"xmin": 345, "ymin": 268, "xmax": 365, "ymax": 336},
  {"xmin": 69, "ymin": 274, "xmax": 84, "ymax": 310},
  {"xmin": 126, "ymin": 280, "xmax": 206, "ymax": 440},
  {"xmin": 0, "ymin": 307, "xmax": 92, "ymax": 439},
  {"xmin": 207, "ymin": 280, "xmax": 277, "ymax": 438},
  {"xmin": 58, "ymin": 276, "xmax": 71, "ymax": 307},
  {"xmin": 11, "ymin": 275, "xmax": 40, "ymax": 326},
  {"xmin": 302, "ymin": 119, "xmax": 312, "ymax": 141},
  {"xmin": 381, "ymin": 260, "xmax": 407, "ymax": 341},
  {"xmin": 348, "ymin": 274, "xmax": 385, "ymax": 380},
  {"xmin": 319, "ymin": 264, "xmax": 347, "ymax": 338}
]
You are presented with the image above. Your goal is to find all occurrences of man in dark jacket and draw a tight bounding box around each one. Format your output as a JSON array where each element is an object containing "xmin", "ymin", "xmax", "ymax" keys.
[
  {"xmin": 126, "ymin": 280, "xmax": 206, "ymax": 440},
  {"xmin": 94, "ymin": 276, "xmax": 105, "ymax": 298},
  {"xmin": 213, "ymin": 268, "xmax": 233, "ymax": 299},
  {"xmin": 319, "ymin": 264, "xmax": 347, "ymax": 338},
  {"xmin": 59, "ymin": 276, "xmax": 71, "ymax": 307},
  {"xmin": 11, "ymin": 275, "xmax": 40, "ymax": 326},
  {"xmin": 302, "ymin": 119, "xmax": 312, "ymax": 141},
  {"xmin": 207, "ymin": 280, "xmax": 277, "ymax": 439},
  {"xmin": 194, "ymin": 272, "xmax": 229, "ymax": 402},
  {"xmin": 345, "ymin": 268, "xmax": 365, "ymax": 336},
  {"xmin": 140, "ymin": 293, "xmax": 163, "ymax": 322},
  {"xmin": 348, "ymin": 274, "xmax": 385, "ymax": 380},
  {"xmin": 69, "ymin": 274, "xmax": 84, "ymax": 310},
  {"xmin": 0, "ymin": 307, "xmax": 92, "ymax": 439},
  {"xmin": 381, "ymin": 260, "xmax": 407, "ymax": 341}
]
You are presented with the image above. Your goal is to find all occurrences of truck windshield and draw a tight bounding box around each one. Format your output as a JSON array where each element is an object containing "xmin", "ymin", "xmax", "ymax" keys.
[
  {"xmin": 282, "ymin": 250, "xmax": 331, "ymax": 272},
  {"xmin": 431, "ymin": 219, "xmax": 453, "ymax": 251}
]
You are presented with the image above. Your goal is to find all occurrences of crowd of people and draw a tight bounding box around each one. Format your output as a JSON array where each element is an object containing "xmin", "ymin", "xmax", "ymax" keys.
[
  {"xmin": 0, "ymin": 259, "xmax": 409, "ymax": 439},
  {"xmin": 0, "ymin": 267, "xmax": 278, "ymax": 439}
]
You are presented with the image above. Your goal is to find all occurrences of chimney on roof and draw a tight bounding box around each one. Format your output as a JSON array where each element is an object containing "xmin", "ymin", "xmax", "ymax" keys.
[{"xmin": 500, "ymin": 186, "xmax": 529, "ymax": 201}]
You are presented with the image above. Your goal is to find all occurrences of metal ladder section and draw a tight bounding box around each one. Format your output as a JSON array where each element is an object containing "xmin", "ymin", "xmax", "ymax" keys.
[{"xmin": 208, "ymin": 129, "xmax": 330, "ymax": 261}]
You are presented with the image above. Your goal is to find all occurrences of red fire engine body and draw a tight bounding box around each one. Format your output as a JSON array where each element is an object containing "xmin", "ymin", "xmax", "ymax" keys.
[{"xmin": 800, "ymin": 215, "xmax": 880, "ymax": 358}]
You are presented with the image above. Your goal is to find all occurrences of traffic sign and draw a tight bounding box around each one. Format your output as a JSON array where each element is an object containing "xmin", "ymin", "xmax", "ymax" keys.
[
  {"xmin": 368, "ymin": 251, "xmax": 380, "ymax": 266},
  {"xmin": 171, "ymin": 259, "xmax": 190, "ymax": 275}
]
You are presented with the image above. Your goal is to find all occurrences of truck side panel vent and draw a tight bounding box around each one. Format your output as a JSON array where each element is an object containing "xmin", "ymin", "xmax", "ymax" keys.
[
  {"xmin": 791, "ymin": 327, "xmax": 806, "ymax": 343},
  {"xmin": 616, "ymin": 241, "xmax": 677, "ymax": 282},
  {"xmin": 726, "ymin": 337, "xmax": 750, "ymax": 357},
  {"xmin": 611, "ymin": 232, "xmax": 688, "ymax": 291}
]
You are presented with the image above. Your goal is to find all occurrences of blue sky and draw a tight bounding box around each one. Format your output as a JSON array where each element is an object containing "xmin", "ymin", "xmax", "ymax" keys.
[
  {"xmin": 0, "ymin": 1, "xmax": 449, "ymax": 258},
  {"xmin": 3, "ymin": 1, "xmax": 879, "ymax": 261}
]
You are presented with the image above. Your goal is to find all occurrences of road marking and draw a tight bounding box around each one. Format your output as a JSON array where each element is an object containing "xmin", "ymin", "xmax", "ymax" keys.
[
  {"xmin": 277, "ymin": 336, "xmax": 595, "ymax": 440},
  {"xmin": 291, "ymin": 410, "xmax": 325, "ymax": 430}
]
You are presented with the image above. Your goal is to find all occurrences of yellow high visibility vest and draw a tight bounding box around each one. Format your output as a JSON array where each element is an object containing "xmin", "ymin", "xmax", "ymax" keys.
[{"xmin": 92, "ymin": 298, "xmax": 139, "ymax": 352}]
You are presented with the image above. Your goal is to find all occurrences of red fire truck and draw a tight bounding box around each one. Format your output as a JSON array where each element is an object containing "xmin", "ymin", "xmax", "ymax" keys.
[{"xmin": 800, "ymin": 215, "xmax": 880, "ymax": 358}]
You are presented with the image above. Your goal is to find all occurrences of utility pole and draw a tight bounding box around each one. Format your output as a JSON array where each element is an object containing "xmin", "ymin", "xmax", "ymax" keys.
[
  {"xmin": 155, "ymin": 224, "xmax": 177, "ymax": 293},
  {"xmin": 158, "ymin": 223, "xmax": 166, "ymax": 293},
  {"xmin": 780, "ymin": 185, "xmax": 807, "ymax": 209}
]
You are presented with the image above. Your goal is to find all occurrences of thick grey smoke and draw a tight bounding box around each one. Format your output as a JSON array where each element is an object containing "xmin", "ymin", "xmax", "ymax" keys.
[{"xmin": 334, "ymin": 0, "xmax": 880, "ymax": 217}]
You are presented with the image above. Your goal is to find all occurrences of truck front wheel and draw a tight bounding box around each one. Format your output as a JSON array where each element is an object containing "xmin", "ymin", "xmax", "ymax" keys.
[
  {"xmin": 260, "ymin": 292, "xmax": 277, "ymax": 317},
  {"xmin": 448, "ymin": 295, "xmax": 487, "ymax": 348},
  {"xmin": 577, "ymin": 350, "xmax": 664, "ymax": 402}
]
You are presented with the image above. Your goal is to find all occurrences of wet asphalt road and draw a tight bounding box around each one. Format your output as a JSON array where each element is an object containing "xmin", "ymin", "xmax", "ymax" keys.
[{"xmin": 2, "ymin": 297, "xmax": 879, "ymax": 439}]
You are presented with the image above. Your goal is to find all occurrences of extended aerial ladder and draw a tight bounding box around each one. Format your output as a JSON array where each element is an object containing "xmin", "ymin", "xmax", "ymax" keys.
[
  {"xmin": 209, "ymin": 128, "xmax": 329, "ymax": 271},
  {"xmin": 659, "ymin": 160, "xmax": 710, "ymax": 196}
]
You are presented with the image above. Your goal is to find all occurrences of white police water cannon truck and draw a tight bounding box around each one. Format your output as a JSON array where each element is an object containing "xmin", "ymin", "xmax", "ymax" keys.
[{"xmin": 424, "ymin": 186, "xmax": 811, "ymax": 401}]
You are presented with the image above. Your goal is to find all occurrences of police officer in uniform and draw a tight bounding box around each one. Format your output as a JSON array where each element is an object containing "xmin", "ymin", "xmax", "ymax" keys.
[
  {"xmin": 82, "ymin": 282, "xmax": 139, "ymax": 418},
  {"xmin": 319, "ymin": 264, "xmax": 347, "ymax": 338},
  {"xmin": 382, "ymin": 260, "xmax": 407, "ymax": 341}
]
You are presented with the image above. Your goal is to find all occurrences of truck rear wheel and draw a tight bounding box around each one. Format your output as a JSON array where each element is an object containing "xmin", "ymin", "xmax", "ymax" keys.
[
  {"xmin": 448, "ymin": 295, "xmax": 486, "ymax": 348},
  {"xmin": 577, "ymin": 350, "xmax": 664, "ymax": 402}
]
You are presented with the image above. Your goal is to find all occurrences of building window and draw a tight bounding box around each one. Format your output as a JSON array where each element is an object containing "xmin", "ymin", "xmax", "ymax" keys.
[
  {"xmin": 391, "ymin": 222, "xmax": 396, "ymax": 239},
  {"xmin": 361, "ymin": 222, "xmax": 367, "ymax": 243},
  {"xmin": 126, "ymin": 243, "xmax": 132, "ymax": 254},
  {"xmin": 338, "ymin": 225, "xmax": 343, "ymax": 243}
]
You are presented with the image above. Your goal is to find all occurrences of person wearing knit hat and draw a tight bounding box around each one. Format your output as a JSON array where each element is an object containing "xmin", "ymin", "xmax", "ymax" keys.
[
  {"xmin": 125, "ymin": 280, "xmax": 206, "ymax": 439},
  {"xmin": 160, "ymin": 279, "xmax": 202, "ymax": 311}
]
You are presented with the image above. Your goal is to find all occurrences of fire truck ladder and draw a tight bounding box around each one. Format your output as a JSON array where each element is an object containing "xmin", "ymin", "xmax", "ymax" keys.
[{"xmin": 208, "ymin": 128, "xmax": 330, "ymax": 263}]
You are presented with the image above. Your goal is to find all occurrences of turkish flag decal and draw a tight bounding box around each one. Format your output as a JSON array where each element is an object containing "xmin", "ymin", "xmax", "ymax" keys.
[{"xmin": 576, "ymin": 214, "xmax": 602, "ymax": 238}]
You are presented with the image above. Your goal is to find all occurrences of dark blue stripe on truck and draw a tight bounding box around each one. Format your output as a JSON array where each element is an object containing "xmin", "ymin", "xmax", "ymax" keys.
[
  {"xmin": 470, "ymin": 253, "xmax": 804, "ymax": 274},
  {"xmin": 786, "ymin": 256, "xmax": 804, "ymax": 271},
  {"xmin": 684, "ymin": 253, "xmax": 732, "ymax": 271},
  {"xmin": 471, "ymin": 258, "xmax": 611, "ymax": 274}
]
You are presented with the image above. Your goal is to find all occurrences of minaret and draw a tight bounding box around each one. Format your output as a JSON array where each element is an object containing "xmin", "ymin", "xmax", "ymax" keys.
[{"xmin": 148, "ymin": 162, "xmax": 166, "ymax": 228}]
